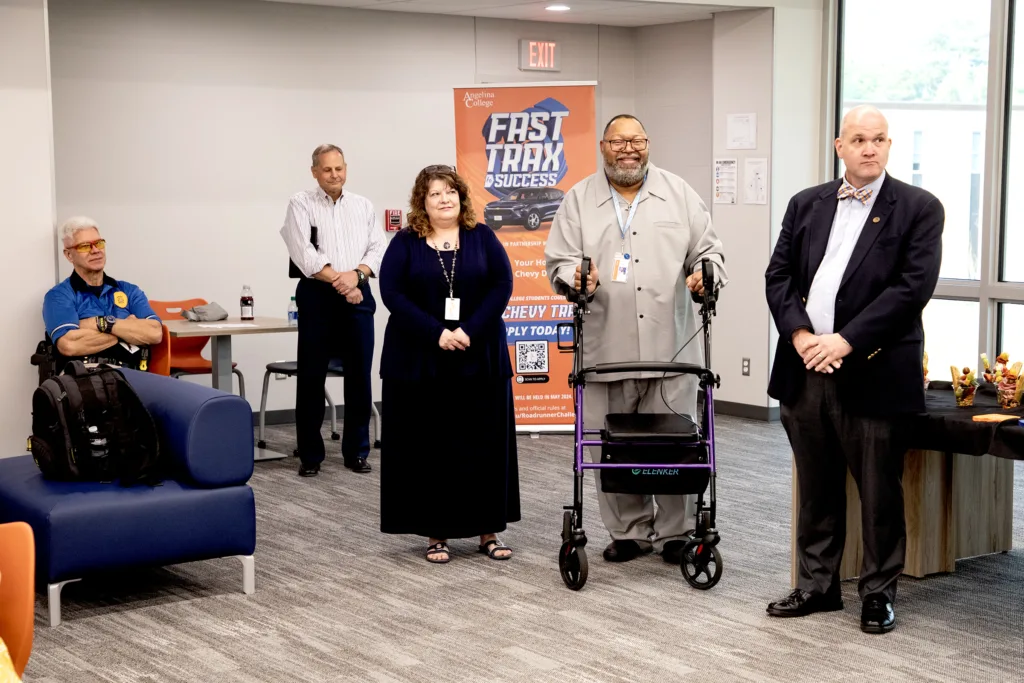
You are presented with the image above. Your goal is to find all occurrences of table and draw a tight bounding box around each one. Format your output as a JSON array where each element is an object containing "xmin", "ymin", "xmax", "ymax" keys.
[
  {"xmin": 790, "ymin": 383, "xmax": 1024, "ymax": 584},
  {"xmin": 164, "ymin": 317, "xmax": 296, "ymax": 461}
]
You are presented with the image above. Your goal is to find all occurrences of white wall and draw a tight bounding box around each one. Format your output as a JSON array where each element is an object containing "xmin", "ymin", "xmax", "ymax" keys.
[
  {"xmin": 711, "ymin": 9, "xmax": 776, "ymax": 408},
  {"xmin": 596, "ymin": 26, "xmax": 637, "ymax": 141},
  {"xmin": 635, "ymin": 20, "xmax": 714, "ymax": 202},
  {"xmin": 768, "ymin": 4, "xmax": 828, "ymax": 409},
  {"xmin": 1, "ymin": 0, "xmax": 58, "ymax": 454},
  {"xmin": 48, "ymin": 0, "xmax": 648, "ymax": 413},
  {"xmin": 473, "ymin": 20, "xmax": 636, "ymax": 165},
  {"xmin": 49, "ymin": 0, "xmax": 477, "ymax": 410},
  {"xmin": 45, "ymin": 0, "xmax": 825, "ymax": 419}
]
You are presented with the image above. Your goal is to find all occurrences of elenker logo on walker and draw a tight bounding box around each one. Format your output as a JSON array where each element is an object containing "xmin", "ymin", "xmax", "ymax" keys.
[{"xmin": 631, "ymin": 469, "xmax": 680, "ymax": 476}]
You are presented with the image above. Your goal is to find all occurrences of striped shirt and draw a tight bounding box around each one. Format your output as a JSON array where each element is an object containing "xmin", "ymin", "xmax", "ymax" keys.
[{"xmin": 279, "ymin": 186, "xmax": 387, "ymax": 278}]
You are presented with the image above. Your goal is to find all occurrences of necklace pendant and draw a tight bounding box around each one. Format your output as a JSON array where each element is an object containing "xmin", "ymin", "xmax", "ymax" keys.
[{"xmin": 443, "ymin": 241, "xmax": 451, "ymax": 249}]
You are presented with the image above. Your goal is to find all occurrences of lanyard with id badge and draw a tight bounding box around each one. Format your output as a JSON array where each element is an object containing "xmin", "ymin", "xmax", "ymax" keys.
[
  {"xmin": 432, "ymin": 239, "xmax": 460, "ymax": 321},
  {"xmin": 611, "ymin": 178, "xmax": 644, "ymax": 284}
]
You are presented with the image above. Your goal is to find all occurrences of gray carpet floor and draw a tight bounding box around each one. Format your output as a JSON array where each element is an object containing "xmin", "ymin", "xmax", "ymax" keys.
[{"xmin": 24, "ymin": 416, "xmax": 1024, "ymax": 682}]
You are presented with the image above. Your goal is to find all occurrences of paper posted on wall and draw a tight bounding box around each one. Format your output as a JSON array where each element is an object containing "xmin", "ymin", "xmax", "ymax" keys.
[
  {"xmin": 726, "ymin": 113, "xmax": 757, "ymax": 150},
  {"xmin": 713, "ymin": 159, "xmax": 738, "ymax": 205},
  {"xmin": 743, "ymin": 157, "xmax": 768, "ymax": 205}
]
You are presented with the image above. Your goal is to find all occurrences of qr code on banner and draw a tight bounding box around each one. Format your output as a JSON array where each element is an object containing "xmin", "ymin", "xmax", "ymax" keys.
[{"xmin": 516, "ymin": 340, "xmax": 549, "ymax": 374}]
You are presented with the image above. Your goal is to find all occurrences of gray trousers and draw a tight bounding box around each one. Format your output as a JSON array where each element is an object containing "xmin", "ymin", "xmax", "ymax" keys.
[
  {"xmin": 583, "ymin": 376, "xmax": 697, "ymax": 553},
  {"xmin": 781, "ymin": 371, "xmax": 907, "ymax": 602}
]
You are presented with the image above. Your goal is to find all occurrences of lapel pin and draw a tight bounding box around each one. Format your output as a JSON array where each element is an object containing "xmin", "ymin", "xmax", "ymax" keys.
[{"xmin": 872, "ymin": 217, "xmax": 880, "ymax": 223}]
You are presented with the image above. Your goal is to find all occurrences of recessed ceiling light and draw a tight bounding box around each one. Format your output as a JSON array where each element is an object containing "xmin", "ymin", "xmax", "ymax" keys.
[{"xmin": 546, "ymin": 4, "xmax": 571, "ymax": 11}]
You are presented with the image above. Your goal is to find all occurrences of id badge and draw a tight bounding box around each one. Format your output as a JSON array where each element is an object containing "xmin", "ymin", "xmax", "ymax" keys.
[
  {"xmin": 611, "ymin": 252, "xmax": 630, "ymax": 283},
  {"xmin": 445, "ymin": 297, "xmax": 461, "ymax": 321}
]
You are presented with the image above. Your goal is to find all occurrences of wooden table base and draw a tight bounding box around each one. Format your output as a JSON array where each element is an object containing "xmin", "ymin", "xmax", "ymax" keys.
[{"xmin": 790, "ymin": 450, "xmax": 1014, "ymax": 585}]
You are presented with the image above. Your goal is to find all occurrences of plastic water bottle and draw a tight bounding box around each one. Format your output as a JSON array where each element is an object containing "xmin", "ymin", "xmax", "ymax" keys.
[
  {"xmin": 287, "ymin": 296, "xmax": 298, "ymax": 326},
  {"xmin": 240, "ymin": 285, "xmax": 254, "ymax": 320}
]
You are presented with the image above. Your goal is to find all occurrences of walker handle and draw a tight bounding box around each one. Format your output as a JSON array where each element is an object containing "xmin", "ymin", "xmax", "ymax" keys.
[{"xmin": 583, "ymin": 362, "xmax": 714, "ymax": 383}]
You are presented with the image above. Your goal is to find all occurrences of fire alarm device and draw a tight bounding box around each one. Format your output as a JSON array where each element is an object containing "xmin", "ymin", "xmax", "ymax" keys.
[{"xmin": 385, "ymin": 209, "xmax": 402, "ymax": 232}]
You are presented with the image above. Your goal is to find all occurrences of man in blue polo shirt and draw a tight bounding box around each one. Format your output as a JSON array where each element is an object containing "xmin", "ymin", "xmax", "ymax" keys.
[{"xmin": 42, "ymin": 217, "xmax": 162, "ymax": 369}]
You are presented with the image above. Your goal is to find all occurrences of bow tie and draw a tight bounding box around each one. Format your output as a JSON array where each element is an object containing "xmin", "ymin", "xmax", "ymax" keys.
[{"xmin": 837, "ymin": 184, "xmax": 872, "ymax": 204}]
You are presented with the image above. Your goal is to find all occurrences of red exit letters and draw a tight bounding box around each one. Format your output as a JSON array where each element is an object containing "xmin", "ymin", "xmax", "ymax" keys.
[{"xmin": 519, "ymin": 39, "xmax": 560, "ymax": 72}]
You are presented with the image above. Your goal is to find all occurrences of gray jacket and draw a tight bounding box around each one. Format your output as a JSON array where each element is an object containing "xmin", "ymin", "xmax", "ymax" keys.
[{"xmin": 545, "ymin": 163, "xmax": 727, "ymax": 389}]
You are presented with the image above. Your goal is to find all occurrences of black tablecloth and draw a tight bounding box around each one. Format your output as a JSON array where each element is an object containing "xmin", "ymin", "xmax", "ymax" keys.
[{"xmin": 910, "ymin": 381, "xmax": 1024, "ymax": 460}]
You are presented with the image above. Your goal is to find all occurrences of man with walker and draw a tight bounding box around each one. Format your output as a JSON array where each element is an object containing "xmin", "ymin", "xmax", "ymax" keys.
[{"xmin": 546, "ymin": 114, "xmax": 728, "ymax": 566}]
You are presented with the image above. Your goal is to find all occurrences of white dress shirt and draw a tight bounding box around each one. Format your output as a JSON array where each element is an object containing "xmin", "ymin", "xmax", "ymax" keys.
[
  {"xmin": 279, "ymin": 186, "xmax": 387, "ymax": 278},
  {"xmin": 806, "ymin": 172, "xmax": 886, "ymax": 335}
]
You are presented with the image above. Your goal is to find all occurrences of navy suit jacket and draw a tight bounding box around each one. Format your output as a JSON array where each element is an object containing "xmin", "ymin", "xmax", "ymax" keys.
[{"xmin": 765, "ymin": 174, "xmax": 944, "ymax": 416}]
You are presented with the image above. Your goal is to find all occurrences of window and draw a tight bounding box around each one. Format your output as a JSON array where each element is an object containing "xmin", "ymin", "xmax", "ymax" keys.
[
  {"xmin": 969, "ymin": 131, "xmax": 983, "ymax": 280},
  {"xmin": 998, "ymin": 302, "xmax": 1024, "ymax": 353},
  {"xmin": 923, "ymin": 299, "xmax": 981, "ymax": 381},
  {"xmin": 840, "ymin": 0, "xmax": 990, "ymax": 281},
  {"xmin": 1004, "ymin": 2, "xmax": 1024, "ymax": 283},
  {"xmin": 911, "ymin": 130, "xmax": 923, "ymax": 187}
]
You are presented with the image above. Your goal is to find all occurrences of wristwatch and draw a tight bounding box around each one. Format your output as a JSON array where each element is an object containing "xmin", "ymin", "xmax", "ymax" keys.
[
  {"xmin": 97, "ymin": 315, "xmax": 117, "ymax": 333},
  {"xmin": 355, "ymin": 269, "xmax": 367, "ymax": 286}
]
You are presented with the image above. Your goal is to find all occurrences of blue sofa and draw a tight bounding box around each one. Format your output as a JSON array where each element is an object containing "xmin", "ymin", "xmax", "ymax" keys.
[{"xmin": 0, "ymin": 369, "xmax": 256, "ymax": 626}]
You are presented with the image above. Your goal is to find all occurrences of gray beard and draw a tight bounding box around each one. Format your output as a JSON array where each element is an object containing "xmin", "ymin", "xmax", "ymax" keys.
[{"xmin": 604, "ymin": 159, "xmax": 648, "ymax": 187}]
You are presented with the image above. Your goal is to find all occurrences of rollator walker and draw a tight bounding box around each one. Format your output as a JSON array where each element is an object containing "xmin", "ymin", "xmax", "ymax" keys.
[{"xmin": 556, "ymin": 256, "xmax": 723, "ymax": 591}]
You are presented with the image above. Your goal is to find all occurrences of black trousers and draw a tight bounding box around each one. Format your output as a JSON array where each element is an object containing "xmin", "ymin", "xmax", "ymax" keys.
[
  {"xmin": 781, "ymin": 371, "xmax": 907, "ymax": 602},
  {"xmin": 295, "ymin": 278, "xmax": 375, "ymax": 466}
]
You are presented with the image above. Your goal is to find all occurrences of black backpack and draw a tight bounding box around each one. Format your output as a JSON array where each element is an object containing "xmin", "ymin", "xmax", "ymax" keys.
[{"xmin": 28, "ymin": 362, "xmax": 163, "ymax": 486}]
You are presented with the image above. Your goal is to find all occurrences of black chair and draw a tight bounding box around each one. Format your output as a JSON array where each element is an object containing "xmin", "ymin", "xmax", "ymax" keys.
[{"xmin": 256, "ymin": 359, "xmax": 381, "ymax": 452}]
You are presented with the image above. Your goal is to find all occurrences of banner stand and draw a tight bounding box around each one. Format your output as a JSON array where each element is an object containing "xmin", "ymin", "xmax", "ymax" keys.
[{"xmin": 453, "ymin": 82, "xmax": 597, "ymax": 434}]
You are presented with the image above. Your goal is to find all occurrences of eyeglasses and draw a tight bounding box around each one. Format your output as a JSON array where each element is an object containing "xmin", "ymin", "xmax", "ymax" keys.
[
  {"xmin": 604, "ymin": 138, "xmax": 649, "ymax": 151},
  {"xmin": 68, "ymin": 239, "xmax": 106, "ymax": 253}
]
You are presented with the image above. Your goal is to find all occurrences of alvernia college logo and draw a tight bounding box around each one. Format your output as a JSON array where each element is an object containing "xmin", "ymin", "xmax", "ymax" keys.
[{"xmin": 464, "ymin": 92, "xmax": 495, "ymax": 108}]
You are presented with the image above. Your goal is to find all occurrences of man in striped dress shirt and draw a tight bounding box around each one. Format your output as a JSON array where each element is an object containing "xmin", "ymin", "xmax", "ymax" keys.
[{"xmin": 280, "ymin": 144, "xmax": 387, "ymax": 478}]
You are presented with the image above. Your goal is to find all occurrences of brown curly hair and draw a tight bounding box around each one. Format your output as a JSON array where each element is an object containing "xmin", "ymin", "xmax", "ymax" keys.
[{"xmin": 407, "ymin": 165, "xmax": 477, "ymax": 237}]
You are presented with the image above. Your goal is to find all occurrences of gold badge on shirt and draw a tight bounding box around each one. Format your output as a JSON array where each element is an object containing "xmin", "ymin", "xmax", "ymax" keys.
[{"xmin": 113, "ymin": 291, "xmax": 129, "ymax": 308}]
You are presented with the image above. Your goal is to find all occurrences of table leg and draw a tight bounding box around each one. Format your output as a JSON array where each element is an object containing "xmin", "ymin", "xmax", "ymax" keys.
[{"xmin": 210, "ymin": 335, "xmax": 233, "ymax": 393}]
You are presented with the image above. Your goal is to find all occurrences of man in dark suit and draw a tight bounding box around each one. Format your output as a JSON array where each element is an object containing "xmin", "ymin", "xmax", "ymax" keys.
[{"xmin": 764, "ymin": 105, "xmax": 944, "ymax": 634}]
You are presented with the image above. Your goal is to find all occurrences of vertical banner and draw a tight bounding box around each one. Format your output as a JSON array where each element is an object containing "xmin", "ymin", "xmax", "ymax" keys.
[{"xmin": 453, "ymin": 82, "xmax": 596, "ymax": 430}]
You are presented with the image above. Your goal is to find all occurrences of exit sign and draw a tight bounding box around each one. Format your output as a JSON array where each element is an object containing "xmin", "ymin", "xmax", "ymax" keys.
[{"xmin": 519, "ymin": 39, "xmax": 560, "ymax": 72}]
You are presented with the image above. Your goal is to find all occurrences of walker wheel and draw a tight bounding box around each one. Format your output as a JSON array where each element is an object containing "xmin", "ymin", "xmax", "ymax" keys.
[
  {"xmin": 256, "ymin": 440, "xmax": 267, "ymax": 449},
  {"xmin": 559, "ymin": 542, "xmax": 588, "ymax": 590},
  {"xmin": 331, "ymin": 432, "xmax": 340, "ymax": 441},
  {"xmin": 680, "ymin": 539, "xmax": 722, "ymax": 590}
]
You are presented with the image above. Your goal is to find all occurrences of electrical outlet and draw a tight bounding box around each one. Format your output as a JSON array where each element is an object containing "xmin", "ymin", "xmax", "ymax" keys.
[
  {"xmin": 274, "ymin": 360, "xmax": 288, "ymax": 380},
  {"xmin": 741, "ymin": 358, "xmax": 750, "ymax": 376}
]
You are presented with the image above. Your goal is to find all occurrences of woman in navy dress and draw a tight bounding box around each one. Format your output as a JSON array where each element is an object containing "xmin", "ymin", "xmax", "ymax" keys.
[{"xmin": 379, "ymin": 165, "xmax": 520, "ymax": 564}]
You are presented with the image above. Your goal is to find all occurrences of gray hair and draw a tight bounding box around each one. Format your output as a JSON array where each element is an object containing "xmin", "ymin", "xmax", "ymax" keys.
[
  {"xmin": 59, "ymin": 216, "xmax": 99, "ymax": 245},
  {"xmin": 311, "ymin": 144, "xmax": 344, "ymax": 168}
]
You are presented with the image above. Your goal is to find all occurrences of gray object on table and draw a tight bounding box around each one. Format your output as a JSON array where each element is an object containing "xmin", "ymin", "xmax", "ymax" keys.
[{"xmin": 181, "ymin": 302, "xmax": 229, "ymax": 322}]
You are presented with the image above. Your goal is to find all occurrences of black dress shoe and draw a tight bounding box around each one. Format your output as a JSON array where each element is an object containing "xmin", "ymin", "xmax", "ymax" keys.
[
  {"xmin": 766, "ymin": 588, "xmax": 844, "ymax": 618},
  {"xmin": 661, "ymin": 540, "xmax": 686, "ymax": 564},
  {"xmin": 298, "ymin": 463, "xmax": 320, "ymax": 478},
  {"xmin": 861, "ymin": 596, "xmax": 895, "ymax": 634},
  {"xmin": 602, "ymin": 540, "xmax": 653, "ymax": 563},
  {"xmin": 344, "ymin": 458, "xmax": 371, "ymax": 473}
]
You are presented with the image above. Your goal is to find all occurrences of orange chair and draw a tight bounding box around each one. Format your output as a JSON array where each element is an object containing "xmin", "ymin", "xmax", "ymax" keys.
[
  {"xmin": 147, "ymin": 323, "xmax": 172, "ymax": 376},
  {"xmin": 0, "ymin": 521, "xmax": 35, "ymax": 678},
  {"xmin": 149, "ymin": 299, "xmax": 246, "ymax": 398}
]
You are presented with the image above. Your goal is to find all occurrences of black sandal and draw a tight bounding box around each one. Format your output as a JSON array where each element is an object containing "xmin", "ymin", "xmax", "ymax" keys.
[
  {"xmin": 478, "ymin": 538, "xmax": 512, "ymax": 560},
  {"xmin": 426, "ymin": 542, "xmax": 450, "ymax": 564}
]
